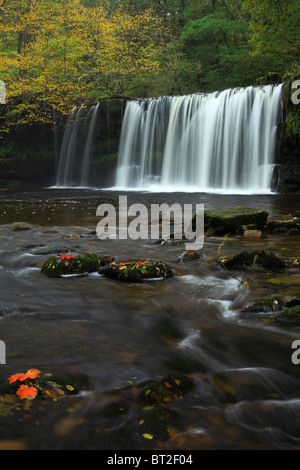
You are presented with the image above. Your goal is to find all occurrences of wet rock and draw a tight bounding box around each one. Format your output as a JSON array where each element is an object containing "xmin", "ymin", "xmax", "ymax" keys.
[
  {"xmin": 100, "ymin": 255, "xmax": 116, "ymax": 266},
  {"xmin": 243, "ymin": 229, "xmax": 262, "ymax": 237},
  {"xmin": 99, "ymin": 259, "xmax": 173, "ymax": 282},
  {"xmin": 276, "ymin": 305, "xmax": 300, "ymax": 326},
  {"xmin": 10, "ymin": 223, "xmax": 31, "ymax": 231},
  {"xmin": 192, "ymin": 206, "xmax": 269, "ymax": 235},
  {"xmin": 284, "ymin": 297, "xmax": 300, "ymax": 308},
  {"xmin": 153, "ymin": 239, "xmax": 186, "ymax": 247},
  {"xmin": 178, "ymin": 251, "xmax": 201, "ymax": 262},
  {"xmin": 137, "ymin": 374, "xmax": 194, "ymax": 407},
  {"xmin": 41, "ymin": 252, "xmax": 101, "ymax": 278},
  {"xmin": 240, "ymin": 298, "xmax": 285, "ymax": 316},
  {"xmin": 220, "ymin": 250, "xmax": 285, "ymax": 272},
  {"xmin": 266, "ymin": 217, "xmax": 300, "ymax": 234},
  {"xmin": 285, "ymin": 257, "xmax": 300, "ymax": 268}
]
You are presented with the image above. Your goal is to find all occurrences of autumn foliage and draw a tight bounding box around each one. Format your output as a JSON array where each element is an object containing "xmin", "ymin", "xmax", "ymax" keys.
[
  {"xmin": 0, "ymin": 0, "xmax": 168, "ymax": 129},
  {"xmin": 8, "ymin": 368, "xmax": 41, "ymax": 400}
]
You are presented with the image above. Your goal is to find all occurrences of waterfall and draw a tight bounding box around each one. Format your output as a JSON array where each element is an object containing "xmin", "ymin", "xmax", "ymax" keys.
[
  {"xmin": 80, "ymin": 103, "xmax": 100, "ymax": 187},
  {"xmin": 115, "ymin": 84, "xmax": 283, "ymax": 193},
  {"xmin": 56, "ymin": 104, "xmax": 100, "ymax": 188}
]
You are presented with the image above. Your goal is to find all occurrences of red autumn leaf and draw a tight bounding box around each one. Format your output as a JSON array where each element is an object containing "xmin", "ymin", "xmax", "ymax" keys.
[
  {"xmin": 25, "ymin": 368, "xmax": 41, "ymax": 380},
  {"xmin": 8, "ymin": 373, "xmax": 27, "ymax": 384},
  {"xmin": 16, "ymin": 385, "xmax": 37, "ymax": 400},
  {"xmin": 134, "ymin": 261, "xmax": 148, "ymax": 267},
  {"xmin": 60, "ymin": 254, "xmax": 75, "ymax": 260}
]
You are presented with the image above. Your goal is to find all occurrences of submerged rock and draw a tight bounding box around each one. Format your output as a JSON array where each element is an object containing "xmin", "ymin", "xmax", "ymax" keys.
[
  {"xmin": 41, "ymin": 252, "xmax": 101, "ymax": 278},
  {"xmin": 220, "ymin": 250, "xmax": 285, "ymax": 272},
  {"xmin": 192, "ymin": 206, "xmax": 269, "ymax": 235},
  {"xmin": 99, "ymin": 259, "xmax": 173, "ymax": 282}
]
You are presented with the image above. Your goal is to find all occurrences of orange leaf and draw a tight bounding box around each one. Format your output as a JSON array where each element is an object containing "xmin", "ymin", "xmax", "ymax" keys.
[
  {"xmin": 16, "ymin": 385, "xmax": 37, "ymax": 400},
  {"xmin": 25, "ymin": 368, "xmax": 41, "ymax": 380},
  {"xmin": 8, "ymin": 373, "xmax": 27, "ymax": 384}
]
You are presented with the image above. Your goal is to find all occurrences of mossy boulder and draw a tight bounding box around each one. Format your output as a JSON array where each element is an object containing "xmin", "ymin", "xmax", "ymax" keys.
[
  {"xmin": 276, "ymin": 305, "xmax": 300, "ymax": 326},
  {"xmin": 192, "ymin": 206, "xmax": 269, "ymax": 235},
  {"xmin": 266, "ymin": 217, "xmax": 300, "ymax": 234},
  {"xmin": 41, "ymin": 252, "xmax": 101, "ymax": 278},
  {"xmin": 220, "ymin": 250, "xmax": 285, "ymax": 272},
  {"xmin": 99, "ymin": 259, "xmax": 173, "ymax": 282},
  {"xmin": 241, "ymin": 298, "xmax": 285, "ymax": 315}
]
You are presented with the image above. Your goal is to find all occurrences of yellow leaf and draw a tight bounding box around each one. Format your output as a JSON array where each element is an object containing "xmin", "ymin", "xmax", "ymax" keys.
[{"xmin": 143, "ymin": 433, "xmax": 153, "ymax": 440}]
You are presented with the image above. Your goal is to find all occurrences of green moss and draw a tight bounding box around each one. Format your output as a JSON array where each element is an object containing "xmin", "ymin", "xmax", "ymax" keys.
[
  {"xmin": 41, "ymin": 252, "xmax": 101, "ymax": 278},
  {"xmin": 276, "ymin": 305, "xmax": 300, "ymax": 326}
]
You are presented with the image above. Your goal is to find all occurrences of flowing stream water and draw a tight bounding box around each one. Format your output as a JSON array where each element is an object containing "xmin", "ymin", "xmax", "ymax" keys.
[{"xmin": 0, "ymin": 188, "xmax": 300, "ymax": 450}]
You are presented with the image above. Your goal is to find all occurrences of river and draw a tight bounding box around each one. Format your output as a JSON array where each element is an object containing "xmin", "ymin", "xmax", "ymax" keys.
[{"xmin": 0, "ymin": 188, "xmax": 300, "ymax": 450}]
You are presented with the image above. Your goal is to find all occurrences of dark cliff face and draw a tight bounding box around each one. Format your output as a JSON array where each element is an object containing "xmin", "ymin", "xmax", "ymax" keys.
[
  {"xmin": 0, "ymin": 99, "xmax": 126, "ymax": 189},
  {"xmin": 274, "ymin": 81, "xmax": 300, "ymax": 194}
]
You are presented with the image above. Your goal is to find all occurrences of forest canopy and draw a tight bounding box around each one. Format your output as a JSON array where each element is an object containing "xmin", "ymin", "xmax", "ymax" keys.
[{"xmin": 0, "ymin": 0, "xmax": 299, "ymax": 131}]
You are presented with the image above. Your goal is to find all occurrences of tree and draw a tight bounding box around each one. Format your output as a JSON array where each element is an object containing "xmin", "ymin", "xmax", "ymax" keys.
[
  {"xmin": 242, "ymin": 0, "xmax": 300, "ymax": 73},
  {"xmin": 0, "ymin": 0, "xmax": 169, "ymax": 131}
]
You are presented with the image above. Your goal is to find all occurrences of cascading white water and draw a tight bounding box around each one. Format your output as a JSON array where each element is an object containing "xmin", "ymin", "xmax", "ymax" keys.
[
  {"xmin": 56, "ymin": 104, "xmax": 100, "ymax": 188},
  {"xmin": 115, "ymin": 84, "xmax": 283, "ymax": 193}
]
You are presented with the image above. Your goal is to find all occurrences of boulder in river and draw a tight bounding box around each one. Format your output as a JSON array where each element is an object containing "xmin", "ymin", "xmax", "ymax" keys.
[
  {"xmin": 266, "ymin": 216, "xmax": 300, "ymax": 234},
  {"xmin": 41, "ymin": 252, "xmax": 101, "ymax": 278},
  {"xmin": 192, "ymin": 206, "xmax": 269, "ymax": 235},
  {"xmin": 99, "ymin": 259, "xmax": 173, "ymax": 282},
  {"xmin": 240, "ymin": 298, "xmax": 285, "ymax": 317},
  {"xmin": 220, "ymin": 250, "xmax": 286, "ymax": 272},
  {"xmin": 276, "ymin": 305, "xmax": 300, "ymax": 326}
]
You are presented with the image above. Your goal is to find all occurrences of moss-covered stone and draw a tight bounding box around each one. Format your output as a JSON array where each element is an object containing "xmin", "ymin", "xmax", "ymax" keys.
[
  {"xmin": 99, "ymin": 259, "xmax": 173, "ymax": 282},
  {"xmin": 220, "ymin": 250, "xmax": 285, "ymax": 272},
  {"xmin": 241, "ymin": 297, "xmax": 285, "ymax": 314},
  {"xmin": 193, "ymin": 206, "xmax": 269, "ymax": 235},
  {"xmin": 41, "ymin": 252, "xmax": 101, "ymax": 278},
  {"xmin": 266, "ymin": 217, "xmax": 300, "ymax": 234},
  {"xmin": 276, "ymin": 305, "xmax": 300, "ymax": 326}
]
